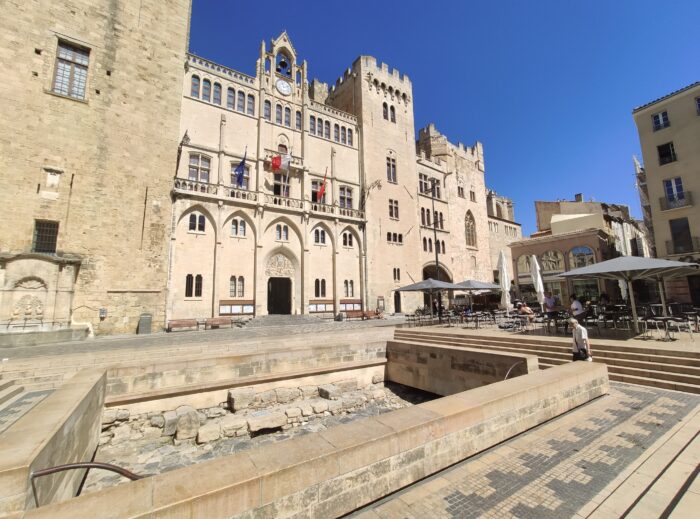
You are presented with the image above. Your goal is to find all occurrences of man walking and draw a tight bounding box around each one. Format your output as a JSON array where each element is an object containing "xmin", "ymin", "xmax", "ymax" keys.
[{"xmin": 570, "ymin": 318, "xmax": 592, "ymax": 361}]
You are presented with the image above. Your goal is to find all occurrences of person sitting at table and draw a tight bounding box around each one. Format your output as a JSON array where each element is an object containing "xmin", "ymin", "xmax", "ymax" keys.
[
  {"xmin": 570, "ymin": 294, "xmax": 586, "ymax": 321},
  {"xmin": 517, "ymin": 302, "xmax": 535, "ymax": 322}
]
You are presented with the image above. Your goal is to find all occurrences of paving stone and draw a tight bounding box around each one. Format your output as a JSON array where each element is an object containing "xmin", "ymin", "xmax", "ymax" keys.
[
  {"xmin": 150, "ymin": 414, "xmax": 165, "ymax": 428},
  {"xmin": 275, "ymin": 387, "xmax": 300, "ymax": 404},
  {"xmin": 221, "ymin": 415, "xmax": 248, "ymax": 437},
  {"xmin": 319, "ymin": 384, "xmax": 341, "ymax": 400},
  {"xmin": 196, "ymin": 422, "xmax": 221, "ymax": 444},
  {"xmin": 247, "ymin": 410, "xmax": 287, "ymax": 432},
  {"xmin": 228, "ymin": 387, "xmax": 255, "ymax": 412}
]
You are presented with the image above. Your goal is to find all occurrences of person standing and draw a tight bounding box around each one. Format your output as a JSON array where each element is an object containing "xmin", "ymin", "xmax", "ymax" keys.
[
  {"xmin": 570, "ymin": 318, "xmax": 592, "ymax": 361},
  {"xmin": 570, "ymin": 294, "xmax": 586, "ymax": 320},
  {"xmin": 544, "ymin": 291, "xmax": 558, "ymax": 318}
]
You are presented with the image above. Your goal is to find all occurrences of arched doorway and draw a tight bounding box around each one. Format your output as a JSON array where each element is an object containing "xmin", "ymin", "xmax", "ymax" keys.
[
  {"xmin": 422, "ymin": 264, "xmax": 452, "ymax": 308},
  {"xmin": 393, "ymin": 291, "xmax": 402, "ymax": 314},
  {"xmin": 267, "ymin": 277, "xmax": 291, "ymax": 314}
]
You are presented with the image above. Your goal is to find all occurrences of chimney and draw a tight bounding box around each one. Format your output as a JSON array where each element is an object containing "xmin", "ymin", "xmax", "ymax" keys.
[{"xmin": 574, "ymin": 193, "xmax": 583, "ymax": 202}]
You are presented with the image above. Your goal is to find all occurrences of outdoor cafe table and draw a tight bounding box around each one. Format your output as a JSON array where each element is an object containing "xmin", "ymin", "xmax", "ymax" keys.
[
  {"xmin": 654, "ymin": 316, "xmax": 677, "ymax": 341},
  {"xmin": 682, "ymin": 311, "xmax": 699, "ymax": 332}
]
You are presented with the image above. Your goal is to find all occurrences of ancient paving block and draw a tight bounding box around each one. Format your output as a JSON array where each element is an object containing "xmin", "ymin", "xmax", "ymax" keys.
[
  {"xmin": 286, "ymin": 407, "xmax": 302, "ymax": 418},
  {"xmin": 275, "ymin": 387, "xmax": 300, "ymax": 404},
  {"xmin": 247, "ymin": 410, "xmax": 287, "ymax": 432},
  {"xmin": 319, "ymin": 384, "xmax": 341, "ymax": 400},
  {"xmin": 328, "ymin": 400, "xmax": 343, "ymax": 415},
  {"xmin": 150, "ymin": 414, "xmax": 165, "ymax": 428},
  {"xmin": 221, "ymin": 415, "xmax": 248, "ymax": 437},
  {"xmin": 142, "ymin": 426, "xmax": 162, "ymax": 439},
  {"xmin": 312, "ymin": 400, "xmax": 329, "ymax": 414},
  {"xmin": 196, "ymin": 422, "xmax": 221, "ymax": 444},
  {"xmin": 162, "ymin": 410, "xmax": 178, "ymax": 436},
  {"xmin": 175, "ymin": 406, "xmax": 200, "ymax": 440},
  {"xmin": 228, "ymin": 387, "xmax": 255, "ymax": 412},
  {"xmin": 342, "ymin": 394, "xmax": 366, "ymax": 410},
  {"xmin": 116, "ymin": 409, "xmax": 130, "ymax": 421},
  {"xmin": 205, "ymin": 407, "xmax": 227, "ymax": 418},
  {"xmin": 254, "ymin": 389, "xmax": 278, "ymax": 406},
  {"xmin": 300, "ymin": 404, "xmax": 314, "ymax": 417},
  {"xmin": 102, "ymin": 409, "xmax": 117, "ymax": 425},
  {"xmin": 299, "ymin": 385, "xmax": 319, "ymax": 398}
]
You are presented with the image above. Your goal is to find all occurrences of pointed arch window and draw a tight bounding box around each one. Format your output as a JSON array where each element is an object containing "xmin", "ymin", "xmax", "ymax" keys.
[
  {"xmin": 347, "ymin": 129, "xmax": 353, "ymax": 146},
  {"xmin": 465, "ymin": 211, "xmax": 477, "ymax": 247},
  {"xmin": 344, "ymin": 280, "xmax": 349, "ymax": 297},
  {"xmin": 276, "ymin": 224, "xmax": 282, "ymax": 240},
  {"xmin": 282, "ymin": 225, "xmax": 288, "ymax": 241},
  {"xmin": 194, "ymin": 274, "xmax": 203, "ymax": 297},
  {"xmin": 227, "ymin": 88, "xmax": 235, "ymax": 109},
  {"xmin": 382, "ymin": 102, "xmax": 388, "ymax": 120},
  {"xmin": 428, "ymin": 238, "xmax": 433, "ymax": 253},
  {"xmin": 189, "ymin": 214, "xmax": 196, "ymax": 231},
  {"xmin": 236, "ymin": 91, "xmax": 244, "ymax": 112},
  {"xmin": 191, "ymin": 75, "xmax": 200, "ymax": 98},
  {"xmin": 247, "ymin": 94, "xmax": 255, "ymax": 115},
  {"xmin": 310, "ymin": 116, "xmax": 316, "ymax": 134},
  {"xmin": 264, "ymin": 100, "xmax": 271, "ymax": 120},
  {"xmin": 185, "ymin": 274, "xmax": 194, "ymax": 297},
  {"xmin": 334, "ymin": 124, "xmax": 340, "ymax": 142},
  {"xmin": 202, "ymin": 79, "xmax": 211, "ymax": 102},
  {"xmin": 213, "ymin": 83, "xmax": 222, "ymax": 105},
  {"xmin": 295, "ymin": 110, "xmax": 302, "ymax": 130},
  {"xmin": 341, "ymin": 127, "xmax": 346, "ymax": 144},
  {"xmin": 284, "ymin": 107, "xmax": 291, "ymax": 127},
  {"xmin": 237, "ymin": 276, "xmax": 244, "ymax": 297},
  {"xmin": 275, "ymin": 104, "xmax": 283, "ymax": 124},
  {"xmin": 316, "ymin": 118, "xmax": 323, "ymax": 136},
  {"xmin": 390, "ymin": 105, "xmax": 396, "ymax": 122},
  {"xmin": 423, "ymin": 237, "xmax": 427, "ymax": 251},
  {"xmin": 324, "ymin": 121, "xmax": 330, "ymax": 139},
  {"xmin": 229, "ymin": 276, "xmax": 237, "ymax": 297},
  {"xmin": 349, "ymin": 280, "xmax": 354, "ymax": 298}
]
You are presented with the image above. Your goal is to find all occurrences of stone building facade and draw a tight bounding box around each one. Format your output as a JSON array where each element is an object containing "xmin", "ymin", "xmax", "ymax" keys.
[
  {"xmin": 486, "ymin": 191, "xmax": 522, "ymax": 284},
  {"xmin": 169, "ymin": 34, "xmax": 509, "ymax": 319},
  {"xmin": 633, "ymin": 82, "xmax": 700, "ymax": 305},
  {"xmin": 0, "ymin": 0, "xmax": 192, "ymax": 334}
]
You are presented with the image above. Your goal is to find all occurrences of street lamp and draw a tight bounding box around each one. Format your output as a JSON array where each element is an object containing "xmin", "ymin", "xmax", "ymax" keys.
[{"xmin": 430, "ymin": 178, "xmax": 442, "ymax": 323}]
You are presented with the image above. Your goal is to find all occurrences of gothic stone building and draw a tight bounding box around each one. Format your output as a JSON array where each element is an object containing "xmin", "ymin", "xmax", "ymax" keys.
[{"xmin": 170, "ymin": 32, "xmax": 514, "ymax": 321}]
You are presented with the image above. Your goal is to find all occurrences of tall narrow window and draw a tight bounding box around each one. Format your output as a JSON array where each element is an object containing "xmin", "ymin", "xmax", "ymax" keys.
[
  {"xmin": 231, "ymin": 219, "xmax": 238, "ymax": 236},
  {"xmin": 282, "ymin": 225, "xmax": 288, "ymax": 241},
  {"xmin": 295, "ymin": 110, "xmax": 302, "ymax": 130},
  {"xmin": 321, "ymin": 279, "xmax": 326, "ymax": 297},
  {"xmin": 324, "ymin": 121, "xmax": 330, "ymax": 139},
  {"xmin": 421, "ymin": 208, "xmax": 426, "ymax": 225},
  {"xmin": 202, "ymin": 79, "xmax": 211, "ymax": 102},
  {"xmin": 664, "ymin": 177, "xmax": 685, "ymax": 202},
  {"xmin": 239, "ymin": 220, "xmax": 246, "ymax": 236},
  {"xmin": 185, "ymin": 274, "xmax": 194, "ymax": 297},
  {"xmin": 441, "ymin": 241, "xmax": 446, "ymax": 254},
  {"xmin": 334, "ymin": 124, "xmax": 340, "ymax": 142},
  {"xmin": 284, "ymin": 107, "xmax": 291, "ymax": 127},
  {"xmin": 247, "ymin": 94, "xmax": 255, "ymax": 115},
  {"xmin": 52, "ymin": 41, "xmax": 89, "ymax": 100},
  {"xmin": 310, "ymin": 116, "xmax": 316, "ymax": 134},
  {"xmin": 386, "ymin": 157, "xmax": 397, "ymax": 183},
  {"xmin": 236, "ymin": 91, "xmax": 245, "ymax": 112},
  {"xmin": 197, "ymin": 214, "xmax": 205, "ymax": 232},
  {"xmin": 349, "ymin": 280, "xmax": 354, "ymax": 297},
  {"xmin": 189, "ymin": 214, "xmax": 197, "ymax": 231},
  {"xmin": 347, "ymin": 129, "xmax": 353, "ymax": 146},
  {"xmin": 229, "ymin": 276, "xmax": 237, "ymax": 297},
  {"xmin": 339, "ymin": 187, "xmax": 353, "ymax": 208},
  {"xmin": 276, "ymin": 224, "xmax": 282, "ymax": 240},
  {"xmin": 344, "ymin": 280, "xmax": 349, "ymax": 297},
  {"xmin": 237, "ymin": 276, "xmax": 244, "ymax": 297},
  {"xmin": 227, "ymin": 87, "xmax": 235, "ymax": 109},
  {"xmin": 32, "ymin": 220, "xmax": 59, "ymax": 253},
  {"xmin": 387, "ymin": 232, "xmax": 391, "ymax": 242},
  {"xmin": 428, "ymin": 239, "xmax": 433, "ymax": 253},
  {"xmin": 315, "ymin": 279, "xmax": 320, "ymax": 297},
  {"xmin": 390, "ymin": 105, "xmax": 396, "ymax": 122},
  {"xmin": 652, "ymin": 111, "xmax": 670, "ymax": 131},
  {"xmin": 189, "ymin": 154, "xmax": 210, "ymax": 183},
  {"xmin": 426, "ymin": 210, "xmax": 431, "ymax": 227},
  {"xmin": 264, "ymin": 100, "xmax": 271, "ymax": 120},
  {"xmin": 275, "ymin": 104, "xmax": 283, "ymax": 124},
  {"xmin": 273, "ymin": 173, "xmax": 290, "ymax": 197},
  {"xmin": 439, "ymin": 212, "xmax": 444, "ymax": 229},
  {"xmin": 341, "ymin": 127, "xmax": 346, "ymax": 144},
  {"xmin": 465, "ymin": 211, "xmax": 477, "ymax": 247},
  {"xmin": 312, "ymin": 180, "xmax": 326, "ymax": 204},
  {"xmin": 382, "ymin": 103, "xmax": 388, "ymax": 120},
  {"xmin": 423, "ymin": 237, "xmax": 427, "ymax": 251},
  {"xmin": 230, "ymin": 163, "xmax": 249, "ymax": 190},
  {"xmin": 194, "ymin": 275, "xmax": 203, "ymax": 297},
  {"xmin": 191, "ymin": 76, "xmax": 201, "ymax": 98},
  {"xmin": 213, "ymin": 83, "xmax": 222, "ymax": 105},
  {"xmin": 316, "ymin": 118, "xmax": 323, "ymax": 136}
]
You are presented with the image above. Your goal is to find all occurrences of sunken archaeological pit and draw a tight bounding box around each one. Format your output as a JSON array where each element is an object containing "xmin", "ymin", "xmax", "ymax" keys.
[{"xmin": 0, "ymin": 328, "xmax": 609, "ymax": 517}]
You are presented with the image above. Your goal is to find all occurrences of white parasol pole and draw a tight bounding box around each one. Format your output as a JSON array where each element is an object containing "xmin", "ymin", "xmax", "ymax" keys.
[{"xmin": 627, "ymin": 278, "xmax": 640, "ymax": 334}]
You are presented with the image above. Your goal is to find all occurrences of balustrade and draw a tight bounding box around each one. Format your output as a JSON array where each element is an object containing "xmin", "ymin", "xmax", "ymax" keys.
[{"xmin": 173, "ymin": 178, "xmax": 218, "ymax": 195}]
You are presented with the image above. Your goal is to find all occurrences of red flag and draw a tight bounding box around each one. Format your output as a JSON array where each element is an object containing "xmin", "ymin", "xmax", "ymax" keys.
[
  {"xmin": 271, "ymin": 155, "xmax": 282, "ymax": 171},
  {"xmin": 317, "ymin": 168, "xmax": 328, "ymax": 202}
]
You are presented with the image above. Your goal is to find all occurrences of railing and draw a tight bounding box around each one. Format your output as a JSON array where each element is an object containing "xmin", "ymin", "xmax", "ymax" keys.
[
  {"xmin": 227, "ymin": 186, "xmax": 258, "ymax": 202},
  {"xmin": 666, "ymin": 237, "xmax": 700, "ymax": 255},
  {"xmin": 659, "ymin": 192, "xmax": 692, "ymax": 211},
  {"xmin": 30, "ymin": 462, "xmax": 149, "ymax": 508},
  {"xmin": 310, "ymin": 202, "xmax": 336, "ymax": 215},
  {"xmin": 338, "ymin": 206, "xmax": 364, "ymax": 219},
  {"xmin": 264, "ymin": 194, "xmax": 304, "ymax": 209},
  {"xmin": 174, "ymin": 178, "xmax": 218, "ymax": 195}
]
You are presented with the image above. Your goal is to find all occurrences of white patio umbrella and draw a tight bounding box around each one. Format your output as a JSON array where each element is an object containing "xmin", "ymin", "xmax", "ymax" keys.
[
  {"xmin": 497, "ymin": 250, "xmax": 511, "ymax": 316},
  {"xmin": 530, "ymin": 255, "xmax": 545, "ymax": 307}
]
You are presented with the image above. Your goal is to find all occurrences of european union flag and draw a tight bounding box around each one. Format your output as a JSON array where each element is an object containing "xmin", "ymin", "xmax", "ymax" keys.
[{"xmin": 234, "ymin": 149, "xmax": 247, "ymax": 187}]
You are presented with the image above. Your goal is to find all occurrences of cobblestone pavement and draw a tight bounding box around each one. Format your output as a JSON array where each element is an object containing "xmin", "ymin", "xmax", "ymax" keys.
[
  {"xmin": 0, "ymin": 318, "xmax": 401, "ymax": 360},
  {"xmin": 82, "ymin": 382, "xmax": 435, "ymax": 494},
  {"xmin": 0, "ymin": 390, "xmax": 52, "ymax": 434},
  {"xmin": 354, "ymin": 382, "xmax": 700, "ymax": 519}
]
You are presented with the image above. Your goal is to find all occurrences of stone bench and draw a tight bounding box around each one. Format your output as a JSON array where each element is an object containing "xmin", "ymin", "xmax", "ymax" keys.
[
  {"xmin": 204, "ymin": 317, "xmax": 233, "ymax": 330},
  {"xmin": 345, "ymin": 310, "xmax": 366, "ymax": 321},
  {"xmin": 166, "ymin": 319, "xmax": 199, "ymax": 332}
]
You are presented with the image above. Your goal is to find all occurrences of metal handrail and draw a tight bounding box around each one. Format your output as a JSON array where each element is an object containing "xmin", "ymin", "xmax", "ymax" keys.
[
  {"xmin": 504, "ymin": 359, "xmax": 525, "ymax": 381},
  {"xmin": 30, "ymin": 462, "xmax": 149, "ymax": 508}
]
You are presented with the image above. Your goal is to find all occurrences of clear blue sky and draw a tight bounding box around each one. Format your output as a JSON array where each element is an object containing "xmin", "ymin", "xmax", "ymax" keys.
[{"xmin": 189, "ymin": 0, "xmax": 698, "ymax": 235}]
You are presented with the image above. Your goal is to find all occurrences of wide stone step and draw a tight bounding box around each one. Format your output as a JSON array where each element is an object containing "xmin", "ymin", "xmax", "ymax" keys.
[{"xmin": 0, "ymin": 383, "xmax": 23, "ymax": 406}]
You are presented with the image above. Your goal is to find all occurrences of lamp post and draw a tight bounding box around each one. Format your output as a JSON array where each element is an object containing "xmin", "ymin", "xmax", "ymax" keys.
[{"xmin": 430, "ymin": 178, "xmax": 442, "ymax": 323}]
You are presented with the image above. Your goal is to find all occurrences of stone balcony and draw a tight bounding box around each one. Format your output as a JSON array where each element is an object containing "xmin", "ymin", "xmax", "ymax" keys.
[
  {"xmin": 173, "ymin": 178, "xmax": 365, "ymax": 221},
  {"xmin": 659, "ymin": 192, "xmax": 693, "ymax": 211}
]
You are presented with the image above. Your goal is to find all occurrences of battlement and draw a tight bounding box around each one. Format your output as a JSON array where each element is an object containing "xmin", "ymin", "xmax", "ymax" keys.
[
  {"xmin": 354, "ymin": 56, "xmax": 411, "ymax": 85},
  {"xmin": 418, "ymin": 123, "xmax": 482, "ymax": 158}
]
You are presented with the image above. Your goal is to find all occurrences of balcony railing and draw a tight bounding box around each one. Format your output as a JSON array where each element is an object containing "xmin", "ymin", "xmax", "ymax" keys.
[
  {"xmin": 174, "ymin": 178, "xmax": 365, "ymax": 219},
  {"xmin": 666, "ymin": 237, "xmax": 700, "ymax": 255},
  {"xmin": 659, "ymin": 192, "xmax": 692, "ymax": 211},
  {"xmin": 174, "ymin": 178, "xmax": 219, "ymax": 195}
]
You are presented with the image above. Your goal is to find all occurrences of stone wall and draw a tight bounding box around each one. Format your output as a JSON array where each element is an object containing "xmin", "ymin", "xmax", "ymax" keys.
[
  {"xmin": 20, "ymin": 362, "xmax": 609, "ymax": 518},
  {"xmin": 385, "ymin": 340, "xmax": 538, "ymax": 395},
  {"xmin": 0, "ymin": 369, "xmax": 105, "ymax": 513},
  {"xmin": 0, "ymin": 0, "xmax": 192, "ymax": 334}
]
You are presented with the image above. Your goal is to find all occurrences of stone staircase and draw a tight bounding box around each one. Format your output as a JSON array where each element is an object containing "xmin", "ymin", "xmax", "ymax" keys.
[
  {"xmin": 0, "ymin": 377, "xmax": 23, "ymax": 407},
  {"xmin": 243, "ymin": 315, "xmax": 327, "ymax": 328},
  {"xmin": 394, "ymin": 329, "xmax": 700, "ymax": 394}
]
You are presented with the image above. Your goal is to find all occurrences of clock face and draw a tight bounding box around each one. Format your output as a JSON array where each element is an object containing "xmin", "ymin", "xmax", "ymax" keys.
[{"xmin": 276, "ymin": 79, "xmax": 292, "ymax": 96}]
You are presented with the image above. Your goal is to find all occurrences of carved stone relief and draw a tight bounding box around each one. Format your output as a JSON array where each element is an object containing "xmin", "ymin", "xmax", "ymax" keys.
[
  {"xmin": 12, "ymin": 295, "xmax": 44, "ymax": 319},
  {"xmin": 265, "ymin": 253, "xmax": 294, "ymax": 277}
]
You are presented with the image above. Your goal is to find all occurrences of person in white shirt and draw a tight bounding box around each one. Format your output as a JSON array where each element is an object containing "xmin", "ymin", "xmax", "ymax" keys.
[
  {"xmin": 569, "ymin": 294, "xmax": 585, "ymax": 320},
  {"xmin": 570, "ymin": 318, "xmax": 592, "ymax": 361},
  {"xmin": 544, "ymin": 291, "xmax": 558, "ymax": 317}
]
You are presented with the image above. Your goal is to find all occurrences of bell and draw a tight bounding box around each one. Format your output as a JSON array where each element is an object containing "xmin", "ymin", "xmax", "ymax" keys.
[{"xmin": 278, "ymin": 57, "xmax": 288, "ymax": 69}]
